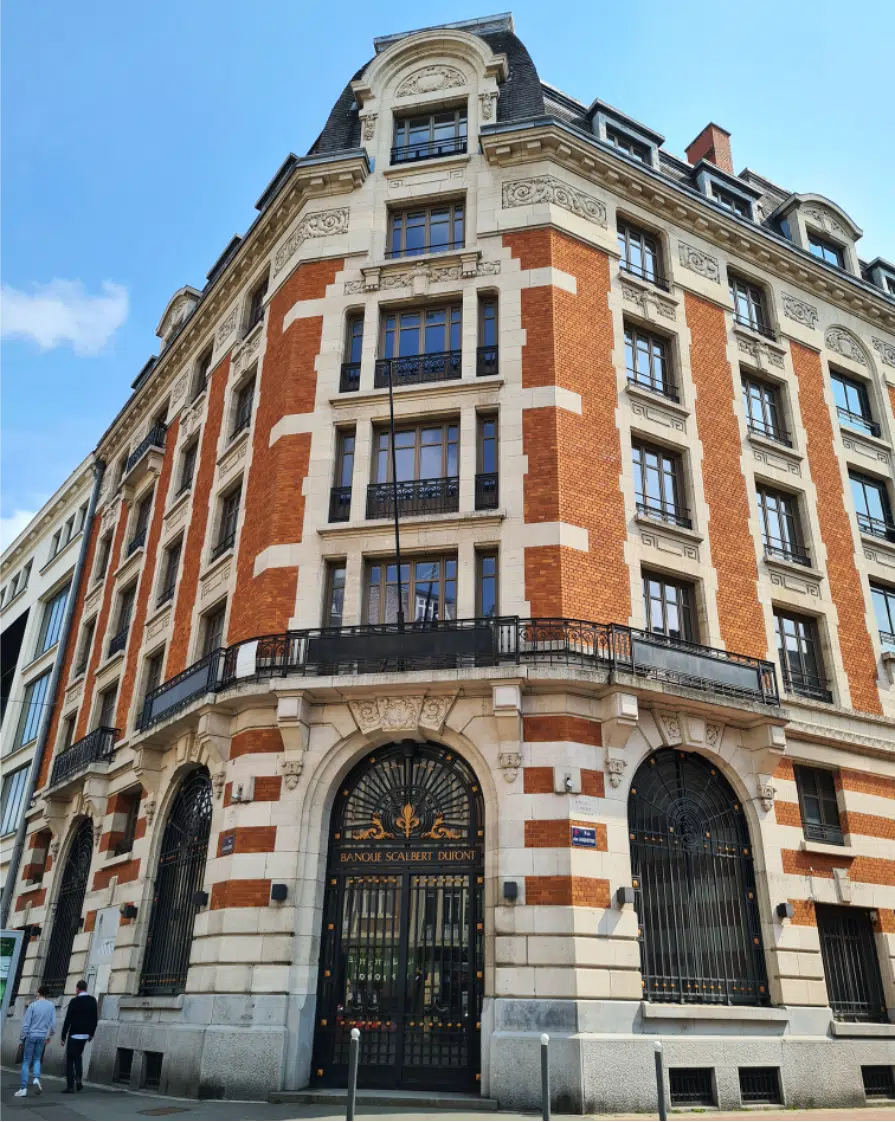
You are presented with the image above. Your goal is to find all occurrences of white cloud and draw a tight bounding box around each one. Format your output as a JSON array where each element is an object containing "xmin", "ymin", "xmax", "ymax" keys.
[
  {"xmin": 0, "ymin": 509, "xmax": 39, "ymax": 551},
  {"xmin": 1, "ymin": 279, "xmax": 129, "ymax": 356}
]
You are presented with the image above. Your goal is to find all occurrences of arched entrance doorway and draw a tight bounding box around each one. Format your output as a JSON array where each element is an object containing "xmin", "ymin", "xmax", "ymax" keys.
[
  {"xmin": 42, "ymin": 818, "xmax": 94, "ymax": 996},
  {"xmin": 628, "ymin": 749, "xmax": 768, "ymax": 1005},
  {"xmin": 312, "ymin": 741, "xmax": 484, "ymax": 1091}
]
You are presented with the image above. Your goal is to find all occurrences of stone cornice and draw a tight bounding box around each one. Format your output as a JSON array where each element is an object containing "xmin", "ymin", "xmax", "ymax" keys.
[
  {"xmin": 93, "ymin": 153, "xmax": 369, "ymax": 473},
  {"xmin": 479, "ymin": 120, "xmax": 895, "ymax": 334}
]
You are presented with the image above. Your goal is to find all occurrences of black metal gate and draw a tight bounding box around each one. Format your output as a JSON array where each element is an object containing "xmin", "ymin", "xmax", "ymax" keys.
[
  {"xmin": 313, "ymin": 741, "xmax": 484, "ymax": 1090},
  {"xmin": 816, "ymin": 904, "xmax": 887, "ymax": 1022},
  {"xmin": 629, "ymin": 750, "xmax": 768, "ymax": 1005},
  {"xmin": 139, "ymin": 768, "xmax": 212, "ymax": 994},
  {"xmin": 42, "ymin": 818, "xmax": 94, "ymax": 996}
]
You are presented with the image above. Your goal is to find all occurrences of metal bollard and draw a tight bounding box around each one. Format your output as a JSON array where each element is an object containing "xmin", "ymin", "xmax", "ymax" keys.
[
  {"xmin": 654, "ymin": 1041, "xmax": 667, "ymax": 1122},
  {"xmin": 346, "ymin": 1027, "xmax": 360, "ymax": 1122},
  {"xmin": 540, "ymin": 1033, "xmax": 551, "ymax": 1121}
]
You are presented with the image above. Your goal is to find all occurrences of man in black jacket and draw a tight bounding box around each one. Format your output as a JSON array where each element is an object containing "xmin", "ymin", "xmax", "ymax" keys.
[{"xmin": 59, "ymin": 980, "xmax": 98, "ymax": 1093}]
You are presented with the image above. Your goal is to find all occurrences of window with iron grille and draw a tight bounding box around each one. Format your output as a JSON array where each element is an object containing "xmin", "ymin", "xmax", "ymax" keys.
[
  {"xmin": 392, "ymin": 108, "xmax": 467, "ymax": 163},
  {"xmin": 794, "ymin": 765, "xmax": 843, "ymax": 844},
  {"xmin": 214, "ymin": 485, "xmax": 242, "ymax": 557},
  {"xmin": 60, "ymin": 714, "xmax": 77, "ymax": 753},
  {"xmin": 158, "ymin": 537, "xmax": 182, "ymax": 606},
  {"xmin": 115, "ymin": 583, "xmax": 137, "ymax": 637},
  {"xmin": 739, "ymin": 1068, "xmax": 782, "ymax": 1105},
  {"xmin": 642, "ymin": 571, "xmax": 695, "ymax": 642},
  {"xmin": 245, "ymin": 274, "xmax": 268, "ymax": 333},
  {"xmin": 625, "ymin": 325, "xmax": 675, "ymax": 399},
  {"xmin": 365, "ymin": 557, "xmax": 457, "ymax": 624},
  {"xmin": 379, "ymin": 306, "xmax": 462, "ymax": 387},
  {"xmin": 774, "ymin": 609, "xmax": 830, "ymax": 702},
  {"xmin": 605, "ymin": 124, "xmax": 651, "ymax": 162},
  {"xmin": 35, "ymin": 582, "xmax": 70, "ymax": 656},
  {"xmin": 816, "ymin": 905, "xmax": 887, "ymax": 1022},
  {"xmin": 95, "ymin": 532, "xmax": 113, "ymax": 582},
  {"xmin": 230, "ymin": 375, "xmax": 255, "ymax": 438},
  {"xmin": 862, "ymin": 1065, "xmax": 895, "ymax": 1099},
  {"xmin": 201, "ymin": 602, "xmax": 227, "ymax": 657},
  {"xmin": 116, "ymin": 1048, "xmax": 134, "ymax": 1083},
  {"xmin": 742, "ymin": 374, "xmax": 789, "ymax": 444},
  {"xmin": 340, "ymin": 315, "xmax": 364, "ymax": 391},
  {"xmin": 477, "ymin": 297, "xmax": 498, "ymax": 376},
  {"xmin": 193, "ymin": 345, "xmax": 213, "ymax": 399},
  {"xmin": 142, "ymin": 650, "xmax": 165, "ymax": 716},
  {"xmin": 324, "ymin": 563, "xmax": 346, "ymax": 629},
  {"xmin": 669, "ymin": 1069, "xmax": 715, "ymax": 1107},
  {"xmin": 387, "ymin": 202, "xmax": 464, "ymax": 258},
  {"xmin": 617, "ymin": 220, "xmax": 664, "ymax": 286},
  {"xmin": 477, "ymin": 552, "xmax": 498, "ymax": 618},
  {"xmin": 757, "ymin": 486, "xmax": 810, "ymax": 566},
  {"xmin": 128, "ymin": 490, "xmax": 153, "ymax": 554},
  {"xmin": 729, "ymin": 274, "xmax": 769, "ymax": 333},
  {"xmin": 178, "ymin": 439, "xmax": 198, "ymax": 495},
  {"xmin": 1, "ymin": 766, "xmax": 30, "ymax": 836},
  {"xmin": 476, "ymin": 415, "xmax": 499, "ymax": 510},
  {"xmin": 633, "ymin": 442, "xmax": 690, "ymax": 527},
  {"xmin": 14, "ymin": 671, "xmax": 51, "ymax": 748},
  {"xmin": 850, "ymin": 471, "xmax": 895, "ymax": 540},
  {"xmin": 41, "ymin": 817, "xmax": 94, "ymax": 995},
  {"xmin": 98, "ymin": 682, "xmax": 118, "ymax": 729},
  {"xmin": 832, "ymin": 371, "xmax": 878, "ymax": 437},
  {"xmin": 329, "ymin": 430, "xmax": 355, "ymax": 523},
  {"xmin": 809, "ymin": 233, "xmax": 845, "ymax": 268},
  {"xmin": 142, "ymin": 1051, "xmax": 163, "ymax": 1089},
  {"xmin": 75, "ymin": 618, "xmax": 95, "ymax": 676},
  {"xmin": 871, "ymin": 583, "xmax": 895, "ymax": 650}
]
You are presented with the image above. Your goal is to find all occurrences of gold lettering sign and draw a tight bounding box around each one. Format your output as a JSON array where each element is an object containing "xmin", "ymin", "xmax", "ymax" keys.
[{"xmin": 340, "ymin": 848, "xmax": 476, "ymax": 864}]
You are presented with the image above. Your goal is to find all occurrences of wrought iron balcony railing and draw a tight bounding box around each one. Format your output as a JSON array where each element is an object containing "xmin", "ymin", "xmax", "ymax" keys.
[
  {"xmin": 733, "ymin": 313, "xmax": 777, "ymax": 342},
  {"xmin": 230, "ymin": 403, "xmax": 252, "ymax": 440},
  {"xmin": 374, "ymin": 351, "xmax": 461, "ymax": 389},
  {"xmin": 50, "ymin": 726, "xmax": 118, "ymax": 787},
  {"xmin": 137, "ymin": 616, "xmax": 780, "ymax": 731},
  {"xmin": 340, "ymin": 362, "xmax": 361, "ymax": 393},
  {"xmin": 764, "ymin": 539, "xmax": 811, "ymax": 567},
  {"xmin": 211, "ymin": 532, "xmax": 236, "ymax": 561},
  {"xmin": 127, "ymin": 527, "xmax": 148, "ymax": 557},
  {"xmin": 636, "ymin": 498, "xmax": 693, "ymax": 530},
  {"xmin": 108, "ymin": 626, "xmax": 129, "ymax": 658},
  {"xmin": 476, "ymin": 345, "xmax": 499, "ymax": 377},
  {"xmin": 619, "ymin": 259, "xmax": 670, "ymax": 291},
  {"xmin": 746, "ymin": 417, "xmax": 792, "ymax": 447},
  {"xmin": 366, "ymin": 477, "xmax": 459, "ymax": 520},
  {"xmin": 390, "ymin": 136, "xmax": 467, "ymax": 164},
  {"xmin": 880, "ymin": 629, "xmax": 895, "ymax": 652},
  {"xmin": 857, "ymin": 512, "xmax": 895, "ymax": 542},
  {"xmin": 781, "ymin": 667, "xmax": 833, "ymax": 704},
  {"xmin": 329, "ymin": 486, "xmax": 352, "ymax": 523},
  {"xmin": 803, "ymin": 820, "xmax": 845, "ymax": 845},
  {"xmin": 125, "ymin": 422, "xmax": 167, "ymax": 476},
  {"xmin": 385, "ymin": 240, "xmax": 464, "ymax": 260},
  {"xmin": 627, "ymin": 373, "xmax": 680, "ymax": 403},
  {"xmin": 157, "ymin": 583, "xmax": 176, "ymax": 608},
  {"xmin": 475, "ymin": 472, "xmax": 499, "ymax": 510},
  {"xmin": 837, "ymin": 407, "xmax": 881, "ymax": 438}
]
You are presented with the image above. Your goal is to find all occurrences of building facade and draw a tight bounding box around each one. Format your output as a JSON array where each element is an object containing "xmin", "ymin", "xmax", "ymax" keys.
[
  {"xmin": 3, "ymin": 13, "xmax": 895, "ymax": 1111},
  {"xmin": 1, "ymin": 459, "xmax": 94, "ymax": 894}
]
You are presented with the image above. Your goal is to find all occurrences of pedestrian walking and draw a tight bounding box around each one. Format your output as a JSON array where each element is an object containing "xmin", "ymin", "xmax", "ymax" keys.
[
  {"xmin": 15, "ymin": 985, "xmax": 56, "ymax": 1097},
  {"xmin": 60, "ymin": 979, "xmax": 99, "ymax": 1093}
]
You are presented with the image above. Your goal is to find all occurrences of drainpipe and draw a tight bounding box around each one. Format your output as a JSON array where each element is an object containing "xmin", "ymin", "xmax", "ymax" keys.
[{"xmin": 0, "ymin": 458, "xmax": 106, "ymax": 927}]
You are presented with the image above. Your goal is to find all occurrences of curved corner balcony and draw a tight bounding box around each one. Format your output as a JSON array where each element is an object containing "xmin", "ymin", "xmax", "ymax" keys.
[{"xmin": 137, "ymin": 618, "xmax": 780, "ymax": 733}]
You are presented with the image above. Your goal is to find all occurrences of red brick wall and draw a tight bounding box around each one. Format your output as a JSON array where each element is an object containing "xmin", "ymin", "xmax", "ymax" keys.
[
  {"xmin": 523, "ymin": 714, "xmax": 601, "ymax": 745},
  {"xmin": 524, "ymin": 767, "xmax": 554, "ymax": 794},
  {"xmin": 782, "ymin": 849, "xmax": 895, "ymax": 886},
  {"xmin": 92, "ymin": 858, "xmax": 141, "ymax": 891},
  {"xmin": 225, "ymin": 775, "xmax": 282, "ymax": 805},
  {"xmin": 230, "ymin": 728, "xmax": 283, "ymax": 758},
  {"xmin": 790, "ymin": 342, "xmax": 882, "ymax": 713},
  {"xmin": 524, "ymin": 820, "xmax": 608, "ymax": 848},
  {"xmin": 166, "ymin": 356, "xmax": 230, "ymax": 675},
  {"xmin": 684, "ymin": 292, "xmax": 766, "ymax": 658},
  {"xmin": 525, "ymin": 875, "xmax": 610, "ymax": 907},
  {"xmin": 210, "ymin": 879, "xmax": 271, "ymax": 909},
  {"xmin": 216, "ymin": 826, "xmax": 277, "ymax": 856},
  {"xmin": 504, "ymin": 229, "xmax": 629, "ymax": 623},
  {"xmin": 227, "ymin": 259, "xmax": 342, "ymax": 643}
]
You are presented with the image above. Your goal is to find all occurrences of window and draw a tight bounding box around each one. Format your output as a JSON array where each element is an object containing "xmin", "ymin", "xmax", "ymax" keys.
[
  {"xmin": 61, "ymin": 714, "xmax": 77, "ymax": 752},
  {"xmin": 377, "ymin": 306, "xmax": 463, "ymax": 389},
  {"xmin": 95, "ymin": 532, "xmax": 113, "ymax": 582},
  {"xmin": 245, "ymin": 274, "xmax": 268, "ymax": 333},
  {"xmin": 387, "ymin": 202, "xmax": 464, "ymax": 259},
  {"xmin": 116, "ymin": 584, "xmax": 137, "ymax": 636},
  {"xmin": 0, "ymin": 766, "xmax": 29, "ymax": 835},
  {"xmin": 625, "ymin": 324, "xmax": 675, "ymax": 400},
  {"xmin": 477, "ymin": 552, "xmax": 498, "ymax": 618},
  {"xmin": 178, "ymin": 439, "xmax": 199, "ymax": 496},
  {"xmin": 476, "ymin": 416, "xmax": 499, "ymax": 510},
  {"xmin": 617, "ymin": 220, "xmax": 664, "ymax": 286},
  {"xmin": 643, "ymin": 571, "xmax": 694, "ymax": 641},
  {"xmin": 392, "ymin": 108, "xmax": 467, "ymax": 163},
  {"xmin": 213, "ymin": 485, "xmax": 242, "ymax": 559},
  {"xmin": 633, "ymin": 442, "xmax": 690, "ymax": 527},
  {"xmin": 14, "ymin": 671, "xmax": 51, "ymax": 748},
  {"xmin": 201, "ymin": 602, "xmax": 227, "ymax": 657},
  {"xmin": 21, "ymin": 561, "xmax": 31, "ymax": 589},
  {"xmin": 158, "ymin": 537, "xmax": 182, "ymax": 606},
  {"xmin": 850, "ymin": 472, "xmax": 895, "ymax": 540},
  {"xmin": 742, "ymin": 374, "xmax": 789, "ymax": 445},
  {"xmin": 711, "ymin": 182, "xmax": 751, "ymax": 218},
  {"xmin": 808, "ymin": 233, "xmax": 845, "ymax": 268},
  {"xmin": 816, "ymin": 905, "xmax": 887, "ymax": 1022},
  {"xmin": 50, "ymin": 529, "xmax": 62, "ymax": 558},
  {"xmin": 129, "ymin": 489, "xmax": 153, "ymax": 553},
  {"xmin": 605, "ymin": 125, "xmax": 650, "ymax": 163},
  {"xmin": 62, "ymin": 515, "xmax": 76, "ymax": 547},
  {"xmin": 142, "ymin": 650, "xmax": 165, "ymax": 710},
  {"xmin": 36, "ymin": 583, "xmax": 70, "ymax": 656},
  {"xmin": 231, "ymin": 375, "xmax": 255, "ymax": 438},
  {"xmin": 477, "ymin": 298, "xmax": 499, "ymax": 376},
  {"xmin": 341, "ymin": 316, "xmax": 364, "ymax": 391},
  {"xmin": 324, "ymin": 563, "xmax": 346, "ymax": 629},
  {"xmin": 193, "ymin": 345, "xmax": 213, "ymax": 399},
  {"xmin": 729, "ymin": 274, "xmax": 771, "ymax": 336},
  {"xmin": 97, "ymin": 682, "xmax": 118, "ymax": 730},
  {"xmin": 330, "ymin": 431, "xmax": 355, "ymax": 523},
  {"xmin": 75, "ymin": 618, "xmax": 95, "ymax": 676},
  {"xmin": 373, "ymin": 423, "xmax": 459, "ymax": 484},
  {"xmin": 366, "ymin": 557, "xmax": 457, "ymax": 624},
  {"xmin": 871, "ymin": 583, "xmax": 895, "ymax": 650},
  {"xmin": 669, "ymin": 1069, "xmax": 715, "ymax": 1107},
  {"xmin": 757, "ymin": 487, "xmax": 810, "ymax": 566},
  {"xmin": 774, "ymin": 609, "xmax": 830, "ymax": 702},
  {"xmin": 831, "ymin": 371, "xmax": 878, "ymax": 437},
  {"xmin": 75, "ymin": 503, "xmax": 88, "ymax": 534},
  {"xmin": 794, "ymin": 765, "xmax": 843, "ymax": 844}
]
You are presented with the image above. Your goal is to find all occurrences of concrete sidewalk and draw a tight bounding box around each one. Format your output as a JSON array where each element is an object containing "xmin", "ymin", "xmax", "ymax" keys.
[{"xmin": 2, "ymin": 1070, "xmax": 894, "ymax": 1121}]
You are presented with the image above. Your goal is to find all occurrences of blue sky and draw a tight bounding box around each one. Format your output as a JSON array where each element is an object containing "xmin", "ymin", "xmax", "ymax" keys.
[{"xmin": 2, "ymin": 0, "xmax": 892, "ymax": 545}]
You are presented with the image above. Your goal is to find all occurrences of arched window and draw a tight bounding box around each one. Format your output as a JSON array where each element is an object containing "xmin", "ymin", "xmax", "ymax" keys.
[
  {"xmin": 629, "ymin": 749, "xmax": 768, "ymax": 1005},
  {"xmin": 139, "ymin": 768, "xmax": 212, "ymax": 995},
  {"xmin": 42, "ymin": 818, "xmax": 94, "ymax": 996}
]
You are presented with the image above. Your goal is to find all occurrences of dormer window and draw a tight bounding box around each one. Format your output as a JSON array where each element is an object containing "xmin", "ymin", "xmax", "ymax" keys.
[
  {"xmin": 606, "ymin": 125, "xmax": 650, "ymax": 163},
  {"xmin": 711, "ymin": 182, "xmax": 751, "ymax": 219},
  {"xmin": 808, "ymin": 233, "xmax": 844, "ymax": 268},
  {"xmin": 392, "ymin": 109, "xmax": 467, "ymax": 164}
]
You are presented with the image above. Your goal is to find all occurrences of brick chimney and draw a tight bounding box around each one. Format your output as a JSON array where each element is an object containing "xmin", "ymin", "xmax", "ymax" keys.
[{"xmin": 685, "ymin": 123, "xmax": 733, "ymax": 174}]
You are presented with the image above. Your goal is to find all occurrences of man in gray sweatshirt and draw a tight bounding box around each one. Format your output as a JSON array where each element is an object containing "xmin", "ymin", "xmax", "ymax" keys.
[{"xmin": 16, "ymin": 986, "xmax": 56, "ymax": 1096}]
